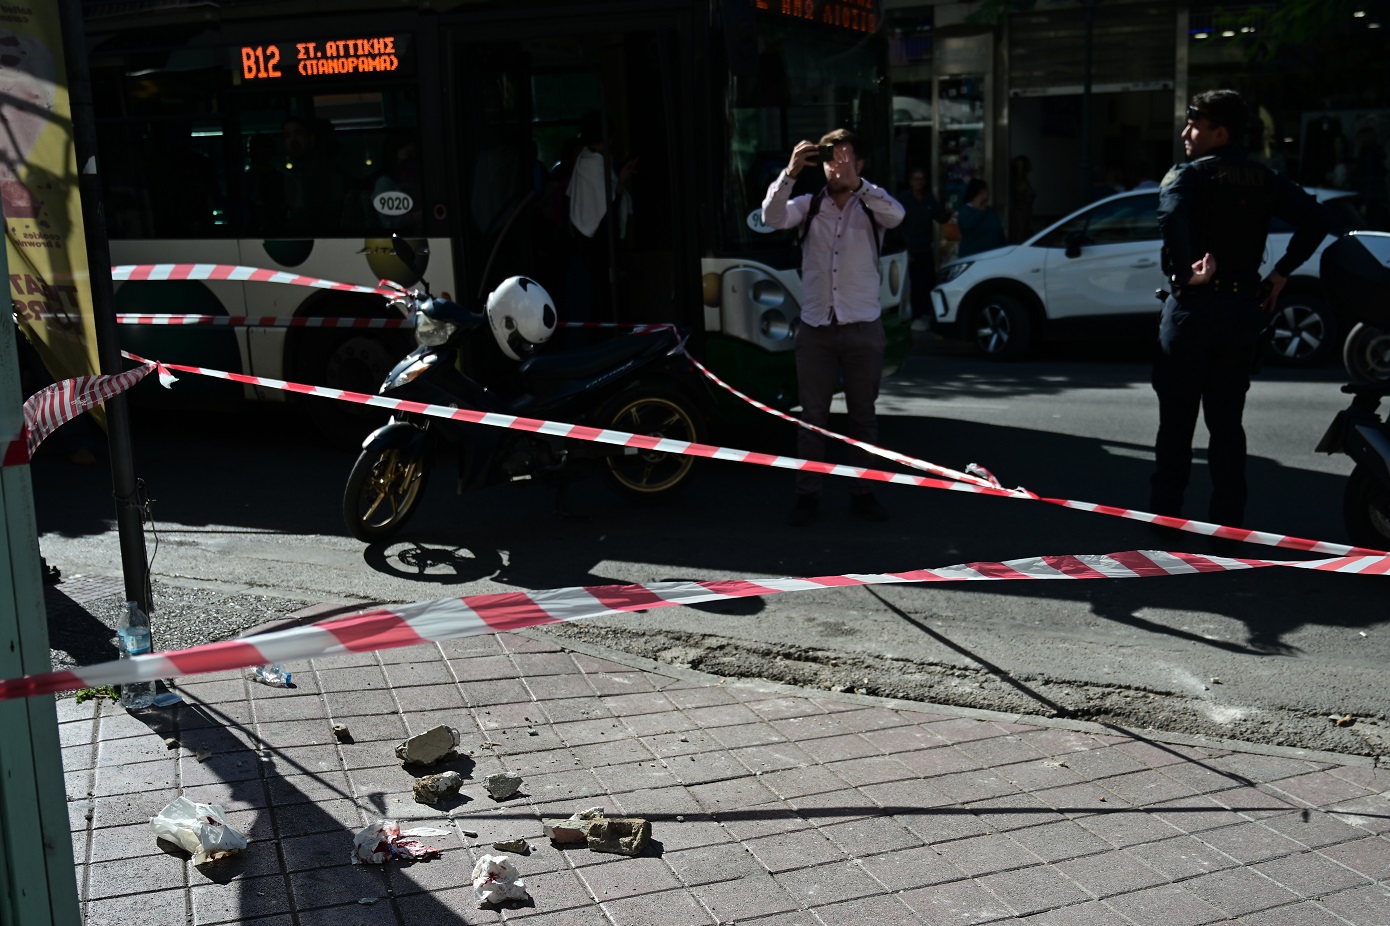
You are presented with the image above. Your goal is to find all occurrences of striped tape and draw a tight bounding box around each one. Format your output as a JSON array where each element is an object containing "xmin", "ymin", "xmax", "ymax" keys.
[
  {"xmin": 121, "ymin": 350, "xmax": 1384, "ymax": 558},
  {"xmin": 116, "ymin": 314, "xmax": 415, "ymax": 329},
  {"xmin": 23, "ymin": 363, "xmax": 163, "ymax": 458},
  {"xmin": 111, "ymin": 264, "xmax": 400, "ymax": 297},
  {"xmin": 3, "ymin": 548, "xmax": 1387, "ymax": 703},
  {"xmin": 1, "ymin": 428, "xmax": 29, "ymax": 467}
]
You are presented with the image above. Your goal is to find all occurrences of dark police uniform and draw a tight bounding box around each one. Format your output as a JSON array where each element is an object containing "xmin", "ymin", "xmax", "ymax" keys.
[{"xmin": 1152, "ymin": 143, "xmax": 1327, "ymax": 528}]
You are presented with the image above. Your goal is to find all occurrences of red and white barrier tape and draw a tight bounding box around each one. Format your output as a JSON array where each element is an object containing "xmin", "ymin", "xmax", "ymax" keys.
[
  {"xmin": 117, "ymin": 314, "xmax": 415, "ymax": 329},
  {"xmin": 111, "ymin": 264, "xmax": 400, "ymax": 297},
  {"xmin": 683, "ymin": 353, "xmax": 1012, "ymax": 493},
  {"xmin": 1, "ymin": 428, "xmax": 29, "ymax": 467},
  {"xmin": 119, "ymin": 350, "xmax": 1380, "ymax": 558},
  {"xmin": 22, "ymin": 362, "xmax": 171, "ymax": 458},
  {"xmin": 3, "ymin": 547, "xmax": 1387, "ymax": 702}
]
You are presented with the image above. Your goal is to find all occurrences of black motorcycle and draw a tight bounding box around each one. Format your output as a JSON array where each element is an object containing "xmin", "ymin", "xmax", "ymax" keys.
[
  {"xmin": 342, "ymin": 238, "xmax": 710, "ymax": 543},
  {"xmin": 1315, "ymin": 231, "xmax": 1390, "ymax": 549}
]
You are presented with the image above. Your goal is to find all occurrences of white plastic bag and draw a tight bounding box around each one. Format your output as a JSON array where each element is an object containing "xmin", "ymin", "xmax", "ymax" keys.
[
  {"xmin": 150, "ymin": 796, "xmax": 248, "ymax": 865},
  {"xmin": 472, "ymin": 853, "xmax": 529, "ymax": 907}
]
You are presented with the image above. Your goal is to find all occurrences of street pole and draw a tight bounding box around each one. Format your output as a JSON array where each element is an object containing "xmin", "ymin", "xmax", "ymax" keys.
[
  {"xmin": 55, "ymin": 0, "xmax": 153, "ymax": 619},
  {"xmin": 1077, "ymin": 0, "xmax": 1097, "ymax": 207}
]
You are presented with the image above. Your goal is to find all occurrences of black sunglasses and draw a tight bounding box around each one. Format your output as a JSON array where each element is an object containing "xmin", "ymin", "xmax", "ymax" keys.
[{"xmin": 1186, "ymin": 106, "xmax": 1217, "ymax": 125}]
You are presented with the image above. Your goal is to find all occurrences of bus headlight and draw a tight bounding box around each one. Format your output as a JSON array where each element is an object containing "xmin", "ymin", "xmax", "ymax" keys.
[
  {"xmin": 414, "ymin": 312, "xmax": 458, "ymax": 347},
  {"xmin": 760, "ymin": 309, "xmax": 792, "ymax": 340}
]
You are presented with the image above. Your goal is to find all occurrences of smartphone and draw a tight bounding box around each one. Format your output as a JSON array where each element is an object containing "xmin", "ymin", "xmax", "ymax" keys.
[{"xmin": 815, "ymin": 144, "xmax": 835, "ymax": 162}]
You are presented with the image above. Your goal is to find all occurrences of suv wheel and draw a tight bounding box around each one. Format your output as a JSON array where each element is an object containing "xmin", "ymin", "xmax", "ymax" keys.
[
  {"xmin": 1265, "ymin": 292, "xmax": 1336, "ymax": 366},
  {"xmin": 972, "ymin": 293, "xmax": 1033, "ymax": 360}
]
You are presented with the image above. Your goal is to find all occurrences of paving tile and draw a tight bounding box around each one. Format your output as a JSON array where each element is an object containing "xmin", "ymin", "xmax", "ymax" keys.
[
  {"xmin": 1127, "ymin": 834, "xmax": 1238, "ymax": 881},
  {"xmin": 1016, "ymin": 729, "xmax": 1104, "ymax": 756},
  {"xmin": 573, "ymin": 854, "xmax": 682, "ymax": 900},
  {"xmin": 1182, "ymin": 867, "xmax": 1303, "ymax": 917},
  {"xmin": 856, "ymin": 844, "xmax": 965, "ymax": 890},
  {"xmin": 745, "ymin": 827, "xmax": 847, "ymax": 873},
  {"xmin": 1105, "ymin": 884, "xmax": 1225, "ymax": 926},
  {"xmin": 935, "ymin": 832, "xmax": 1043, "ymax": 878},
  {"xmin": 823, "ymin": 754, "xmax": 915, "ymax": 787},
  {"xmin": 818, "ymin": 814, "xmax": 923, "ymax": 855},
  {"xmin": 732, "ymin": 741, "xmax": 820, "ymax": 773},
  {"xmin": 392, "ymin": 886, "xmax": 510, "ymax": 923},
  {"xmin": 663, "ymin": 685, "xmax": 739, "ymax": 710},
  {"xmin": 1021, "ymin": 899, "xmax": 1134, "ymax": 925},
  {"xmin": 715, "ymin": 801, "xmax": 808, "ymax": 841},
  {"xmin": 1262, "ymin": 809, "xmax": 1368, "ymax": 850},
  {"xmin": 500, "ymin": 634, "xmax": 563, "ymax": 654},
  {"xmin": 953, "ymin": 734, "xmax": 1048, "ymax": 768},
  {"xmin": 933, "ymin": 769, "xmax": 1025, "ymax": 804},
  {"xmin": 813, "ymin": 891, "xmax": 917, "ymax": 925},
  {"xmin": 706, "ymin": 720, "xmax": 790, "ymax": 751},
  {"xmin": 645, "ymin": 729, "xmax": 722, "ymax": 759},
  {"xmin": 87, "ymin": 848, "xmax": 186, "ymax": 899},
  {"xmin": 90, "ymin": 820, "xmax": 166, "ymax": 864},
  {"xmin": 665, "ymin": 842, "xmax": 760, "ymax": 886},
  {"xmin": 1114, "ymin": 738, "xmax": 1196, "ymax": 768},
  {"xmin": 787, "ymin": 732, "xmax": 879, "ymax": 762},
  {"xmin": 964, "ymin": 792, "xmax": 1067, "ymax": 834},
  {"xmin": 1033, "ymin": 783, "xmax": 1132, "ymax": 817},
  {"xmin": 1053, "ymin": 848, "xmax": 1169, "ymax": 898},
  {"xmin": 600, "ymin": 888, "xmax": 716, "ymax": 926},
  {"xmin": 84, "ymin": 889, "xmax": 189, "ymax": 926},
  {"xmin": 1207, "ymin": 753, "xmax": 1326, "ymax": 784},
  {"xmin": 900, "ymin": 876, "xmax": 1015, "ymax": 923},
  {"xmin": 286, "ymin": 865, "xmax": 390, "ymax": 913},
  {"xmin": 1234, "ymin": 901, "xmax": 1356, "ymax": 926},
  {"xmin": 255, "ymin": 695, "xmax": 341, "ymax": 724},
  {"xmin": 786, "ymin": 786, "xmax": 880, "ymax": 825},
  {"xmin": 687, "ymin": 774, "xmax": 780, "ymax": 814},
  {"xmin": 693, "ymin": 871, "xmax": 800, "ymax": 921},
  {"xmin": 1271, "ymin": 771, "xmax": 1377, "ymax": 809},
  {"xmin": 928, "ymin": 718, "xmax": 1013, "ymax": 743},
  {"xmin": 1207, "ymin": 785, "xmax": 1300, "ymax": 821},
  {"xmin": 279, "ymin": 832, "xmax": 347, "ymax": 872},
  {"xmin": 1253, "ymin": 849, "xmax": 1372, "ymax": 898},
  {"xmin": 191, "ymin": 873, "xmax": 291, "ymax": 924},
  {"xmin": 770, "ymin": 713, "xmax": 859, "ymax": 742},
  {"xmin": 1100, "ymin": 768, "xmax": 1204, "ymax": 807},
  {"xmin": 621, "ymin": 710, "xmax": 698, "ymax": 738},
  {"xmin": 746, "ymin": 696, "xmax": 829, "ymax": 722},
  {"xmin": 1327, "ymin": 796, "xmax": 1390, "ymax": 836},
  {"xmin": 459, "ymin": 678, "xmax": 533, "ymax": 708},
  {"xmin": 92, "ymin": 756, "xmax": 180, "ymax": 797},
  {"xmin": 1196, "ymin": 821, "xmax": 1312, "ymax": 865},
  {"xmin": 1007, "ymin": 820, "xmax": 1113, "ymax": 864},
  {"xmin": 585, "ymin": 672, "xmax": 658, "ymax": 697},
  {"xmin": 859, "ymin": 722, "xmax": 950, "ymax": 753},
  {"xmin": 272, "ymin": 797, "xmax": 365, "ymax": 838},
  {"xmin": 508, "ymin": 652, "xmax": 579, "ymax": 677},
  {"xmin": 1157, "ymin": 761, "xmax": 1246, "ymax": 797},
  {"xmin": 1326, "ymin": 765, "xmax": 1390, "ymax": 792},
  {"xmin": 758, "ymin": 765, "xmax": 848, "ymax": 800},
  {"xmin": 666, "ymin": 750, "xmax": 752, "ymax": 787},
  {"xmin": 1074, "ymin": 809, "xmax": 1182, "ymax": 849},
  {"xmin": 1148, "ymin": 796, "xmax": 1251, "ymax": 834},
  {"xmin": 1317, "ymin": 835, "xmax": 1390, "ymax": 880},
  {"xmin": 1316, "ymin": 884, "xmax": 1390, "ymax": 924},
  {"xmin": 568, "ymin": 737, "xmax": 656, "ymax": 769},
  {"xmin": 976, "ymin": 863, "xmax": 1092, "ymax": 916},
  {"xmin": 994, "ymin": 758, "xmax": 1087, "ymax": 793},
  {"xmin": 892, "ymin": 745, "xmax": 983, "ymax": 780},
  {"xmin": 683, "ymin": 702, "xmax": 764, "ymax": 730},
  {"xmin": 772, "ymin": 860, "xmax": 880, "ymax": 907}
]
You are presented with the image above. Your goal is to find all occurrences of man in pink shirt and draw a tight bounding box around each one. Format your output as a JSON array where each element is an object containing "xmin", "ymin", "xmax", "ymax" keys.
[{"xmin": 762, "ymin": 129, "xmax": 905, "ymax": 526}]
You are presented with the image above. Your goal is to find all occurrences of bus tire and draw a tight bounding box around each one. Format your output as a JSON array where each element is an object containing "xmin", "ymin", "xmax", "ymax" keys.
[{"xmin": 292, "ymin": 328, "xmax": 409, "ymax": 446}]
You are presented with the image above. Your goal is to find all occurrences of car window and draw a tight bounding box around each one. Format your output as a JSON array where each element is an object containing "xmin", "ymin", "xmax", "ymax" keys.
[{"xmin": 1035, "ymin": 193, "xmax": 1160, "ymax": 248}]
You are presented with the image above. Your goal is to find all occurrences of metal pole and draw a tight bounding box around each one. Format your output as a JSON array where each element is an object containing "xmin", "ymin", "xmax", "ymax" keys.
[
  {"xmin": 55, "ymin": 0, "xmax": 152, "ymax": 616},
  {"xmin": 1078, "ymin": 0, "xmax": 1097, "ymax": 206}
]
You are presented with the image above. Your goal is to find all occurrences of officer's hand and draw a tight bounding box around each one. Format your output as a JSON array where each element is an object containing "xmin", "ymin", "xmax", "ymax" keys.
[
  {"xmin": 1188, "ymin": 252, "xmax": 1216, "ymax": 286},
  {"xmin": 1260, "ymin": 271, "xmax": 1287, "ymax": 313},
  {"xmin": 787, "ymin": 142, "xmax": 817, "ymax": 179}
]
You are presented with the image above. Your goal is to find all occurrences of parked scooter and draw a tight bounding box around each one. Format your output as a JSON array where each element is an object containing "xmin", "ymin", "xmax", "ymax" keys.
[
  {"xmin": 1315, "ymin": 231, "xmax": 1390, "ymax": 549},
  {"xmin": 342, "ymin": 237, "xmax": 709, "ymax": 543}
]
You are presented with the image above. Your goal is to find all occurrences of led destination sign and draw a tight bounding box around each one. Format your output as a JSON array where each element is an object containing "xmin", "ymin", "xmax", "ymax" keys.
[
  {"xmin": 237, "ymin": 35, "xmax": 407, "ymax": 82},
  {"xmin": 755, "ymin": 0, "xmax": 880, "ymax": 34}
]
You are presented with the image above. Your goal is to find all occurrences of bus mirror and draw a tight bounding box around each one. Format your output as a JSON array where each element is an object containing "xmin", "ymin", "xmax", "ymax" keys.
[{"xmin": 392, "ymin": 233, "xmax": 418, "ymax": 272}]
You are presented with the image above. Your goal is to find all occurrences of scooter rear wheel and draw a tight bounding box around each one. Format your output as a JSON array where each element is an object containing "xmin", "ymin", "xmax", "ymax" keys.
[
  {"xmin": 1342, "ymin": 322, "xmax": 1390, "ymax": 384},
  {"xmin": 596, "ymin": 385, "xmax": 704, "ymax": 498},
  {"xmin": 343, "ymin": 444, "xmax": 431, "ymax": 542},
  {"xmin": 1343, "ymin": 464, "xmax": 1390, "ymax": 552}
]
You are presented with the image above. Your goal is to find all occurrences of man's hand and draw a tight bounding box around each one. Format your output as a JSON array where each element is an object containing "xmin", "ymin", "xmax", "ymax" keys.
[
  {"xmin": 826, "ymin": 145, "xmax": 861, "ymax": 190},
  {"xmin": 787, "ymin": 141, "xmax": 817, "ymax": 179},
  {"xmin": 1259, "ymin": 271, "xmax": 1287, "ymax": 313},
  {"xmin": 1188, "ymin": 252, "xmax": 1216, "ymax": 286}
]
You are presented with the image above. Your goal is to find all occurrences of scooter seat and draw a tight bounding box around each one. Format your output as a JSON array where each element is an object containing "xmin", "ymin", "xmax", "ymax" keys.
[{"xmin": 519, "ymin": 330, "xmax": 676, "ymax": 389}]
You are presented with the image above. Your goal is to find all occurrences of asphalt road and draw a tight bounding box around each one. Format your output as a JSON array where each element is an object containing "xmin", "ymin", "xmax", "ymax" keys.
[{"xmin": 31, "ymin": 336, "xmax": 1390, "ymax": 758}]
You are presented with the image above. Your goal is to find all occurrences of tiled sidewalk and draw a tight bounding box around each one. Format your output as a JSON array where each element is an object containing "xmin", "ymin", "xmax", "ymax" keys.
[{"xmin": 59, "ymin": 629, "xmax": 1390, "ymax": 925}]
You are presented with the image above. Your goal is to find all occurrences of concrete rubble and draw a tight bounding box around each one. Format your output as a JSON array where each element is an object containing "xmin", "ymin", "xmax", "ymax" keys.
[{"xmin": 394, "ymin": 725, "xmax": 460, "ymax": 765}]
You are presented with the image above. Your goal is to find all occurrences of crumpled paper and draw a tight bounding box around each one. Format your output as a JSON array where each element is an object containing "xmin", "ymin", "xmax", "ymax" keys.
[
  {"xmin": 150, "ymin": 796, "xmax": 249, "ymax": 865},
  {"xmin": 471, "ymin": 853, "xmax": 529, "ymax": 907},
  {"xmin": 350, "ymin": 820, "xmax": 443, "ymax": 864}
]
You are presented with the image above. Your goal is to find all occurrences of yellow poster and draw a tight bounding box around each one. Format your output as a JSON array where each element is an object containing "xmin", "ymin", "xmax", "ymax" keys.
[{"xmin": 0, "ymin": 4, "xmax": 101, "ymax": 410}]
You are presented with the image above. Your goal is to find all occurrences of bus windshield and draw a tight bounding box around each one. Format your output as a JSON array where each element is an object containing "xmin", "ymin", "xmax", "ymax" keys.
[{"xmin": 721, "ymin": 16, "xmax": 891, "ymax": 255}]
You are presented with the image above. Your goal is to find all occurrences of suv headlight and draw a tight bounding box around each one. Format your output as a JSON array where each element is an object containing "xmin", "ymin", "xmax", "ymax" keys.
[
  {"xmin": 414, "ymin": 312, "xmax": 458, "ymax": 347},
  {"xmin": 939, "ymin": 261, "xmax": 973, "ymax": 284}
]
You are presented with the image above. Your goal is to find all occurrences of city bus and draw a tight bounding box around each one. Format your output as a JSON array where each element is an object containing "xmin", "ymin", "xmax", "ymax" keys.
[{"xmin": 81, "ymin": 0, "xmax": 909, "ymax": 440}]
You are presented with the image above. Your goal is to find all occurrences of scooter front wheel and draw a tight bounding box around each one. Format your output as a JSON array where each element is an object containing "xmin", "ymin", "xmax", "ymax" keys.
[
  {"xmin": 343, "ymin": 444, "xmax": 431, "ymax": 542},
  {"xmin": 1342, "ymin": 322, "xmax": 1390, "ymax": 384},
  {"xmin": 596, "ymin": 385, "xmax": 704, "ymax": 499},
  {"xmin": 1344, "ymin": 464, "xmax": 1390, "ymax": 552}
]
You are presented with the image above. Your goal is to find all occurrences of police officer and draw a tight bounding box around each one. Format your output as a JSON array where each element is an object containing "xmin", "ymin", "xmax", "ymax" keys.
[{"xmin": 1151, "ymin": 89, "xmax": 1327, "ymax": 533}]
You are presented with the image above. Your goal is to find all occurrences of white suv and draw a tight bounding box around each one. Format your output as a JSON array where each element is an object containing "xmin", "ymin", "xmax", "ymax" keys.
[{"xmin": 929, "ymin": 187, "xmax": 1360, "ymax": 364}]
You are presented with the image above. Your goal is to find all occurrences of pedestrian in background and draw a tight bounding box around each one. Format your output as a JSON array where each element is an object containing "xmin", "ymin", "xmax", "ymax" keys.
[
  {"xmin": 898, "ymin": 167, "xmax": 953, "ymax": 333},
  {"xmin": 1151, "ymin": 89, "xmax": 1327, "ymax": 536},
  {"xmin": 761, "ymin": 128, "xmax": 905, "ymax": 526},
  {"xmin": 956, "ymin": 178, "xmax": 1007, "ymax": 257}
]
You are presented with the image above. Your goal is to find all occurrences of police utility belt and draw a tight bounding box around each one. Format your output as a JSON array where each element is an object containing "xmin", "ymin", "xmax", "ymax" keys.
[{"xmin": 1154, "ymin": 275, "xmax": 1261, "ymax": 303}]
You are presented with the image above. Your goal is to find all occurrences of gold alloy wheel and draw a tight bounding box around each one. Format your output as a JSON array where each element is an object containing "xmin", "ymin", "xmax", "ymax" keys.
[
  {"xmin": 360, "ymin": 448, "xmax": 426, "ymax": 528},
  {"xmin": 604, "ymin": 394, "xmax": 698, "ymax": 494}
]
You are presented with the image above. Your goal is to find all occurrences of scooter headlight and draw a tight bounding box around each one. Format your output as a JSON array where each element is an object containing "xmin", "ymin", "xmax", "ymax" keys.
[{"xmin": 414, "ymin": 312, "xmax": 458, "ymax": 347}]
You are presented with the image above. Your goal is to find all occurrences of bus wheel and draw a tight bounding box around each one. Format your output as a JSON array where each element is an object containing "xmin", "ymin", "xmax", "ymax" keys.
[
  {"xmin": 595, "ymin": 385, "xmax": 704, "ymax": 499},
  {"xmin": 300, "ymin": 332, "xmax": 402, "ymax": 445}
]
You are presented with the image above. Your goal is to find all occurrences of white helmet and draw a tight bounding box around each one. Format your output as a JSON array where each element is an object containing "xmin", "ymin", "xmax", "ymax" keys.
[{"xmin": 486, "ymin": 276, "xmax": 557, "ymax": 360}]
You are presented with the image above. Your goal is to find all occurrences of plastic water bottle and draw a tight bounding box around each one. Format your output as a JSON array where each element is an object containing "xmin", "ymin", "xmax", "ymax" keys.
[
  {"xmin": 250, "ymin": 663, "xmax": 292, "ymax": 688},
  {"xmin": 116, "ymin": 601, "xmax": 157, "ymax": 710}
]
